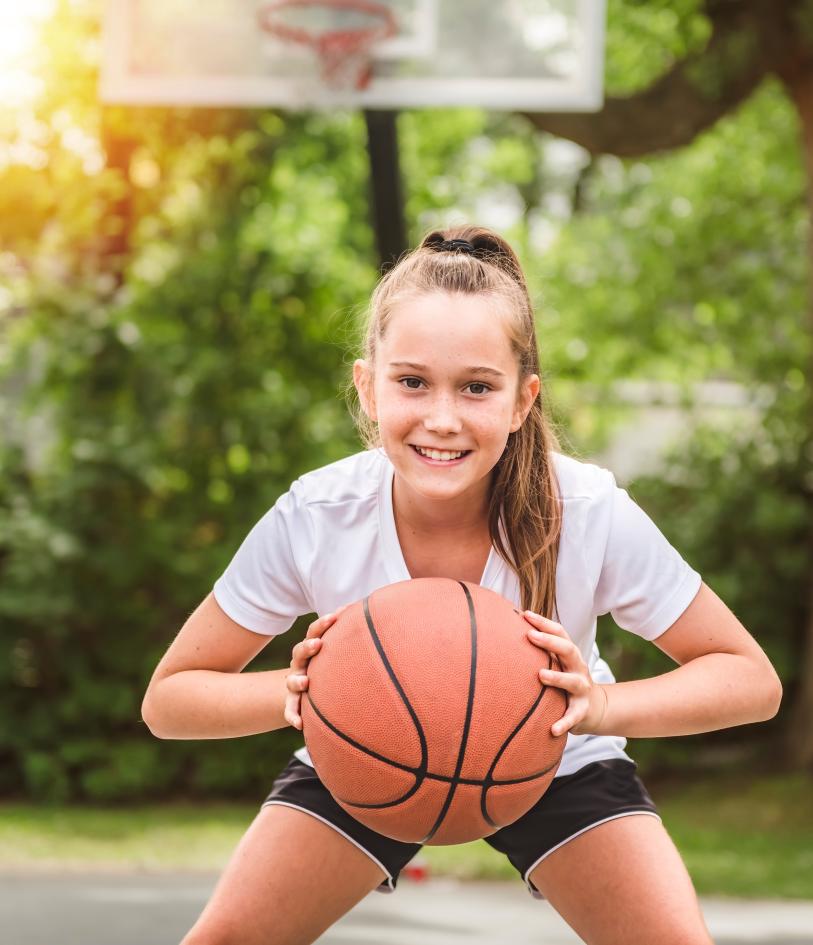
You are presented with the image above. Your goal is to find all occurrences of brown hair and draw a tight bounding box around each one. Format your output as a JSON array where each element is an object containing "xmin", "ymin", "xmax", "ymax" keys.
[{"xmin": 349, "ymin": 225, "xmax": 563, "ymax": 619}]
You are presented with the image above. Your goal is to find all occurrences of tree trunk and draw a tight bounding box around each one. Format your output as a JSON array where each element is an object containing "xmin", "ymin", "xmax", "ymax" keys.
[
  {"xmin": 781, "ymin": 69, "xmax": 813, "ymax": 769},
  {"xmin": 100, "ymin": 110, "xmax": 137, "ymax": 290}
]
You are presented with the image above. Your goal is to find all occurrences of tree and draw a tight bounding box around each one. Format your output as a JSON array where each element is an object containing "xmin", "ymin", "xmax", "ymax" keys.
[
  {"xmin": 1, "ymin": 0, "xmax": 808, "ymax": 798},
  {"xmin": 523, "ymin": 0, "xmax": 813, "ymax": 766}
]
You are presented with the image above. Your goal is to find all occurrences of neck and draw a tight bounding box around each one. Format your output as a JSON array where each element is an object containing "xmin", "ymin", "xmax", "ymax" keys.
[{"xmin": 392, "ymin": 473, "xmax": 492, "ymax": 537}]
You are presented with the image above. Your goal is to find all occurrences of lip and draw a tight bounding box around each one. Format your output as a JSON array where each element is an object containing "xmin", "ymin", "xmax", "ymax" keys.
[
  {"xmin": 410, "ymin": 443, "xmax": 471, "ymax": 452},
  {"xmin": 410, "ymin": 444, "xmax": 471, "ymax": 466}
]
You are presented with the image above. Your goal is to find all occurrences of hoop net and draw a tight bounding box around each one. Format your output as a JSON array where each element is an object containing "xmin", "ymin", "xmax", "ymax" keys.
[{"xmin": 257, "ymin": 0, "xmax": 398, "ymax": 91}]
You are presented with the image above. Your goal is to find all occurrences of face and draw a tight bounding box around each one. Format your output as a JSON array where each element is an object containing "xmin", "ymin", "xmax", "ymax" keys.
[{"xmin": 353, "ymin": 291, "xmax": 540, "ymax": 515}]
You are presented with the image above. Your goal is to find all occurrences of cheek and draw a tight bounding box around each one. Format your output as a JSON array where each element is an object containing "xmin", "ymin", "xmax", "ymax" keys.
[
  {"xmin": 375, "ymin": 393, "xmax": 414, "ymax": 429},
  {"xmin": 479, "ymin": 395, "xmax": 517, "ymax": 432},
  {"xmin": 476, "ymin": 414, "xmax": 509, "ymax": 440},
  {"xmin": 460, "ymin": 406, "xmax": 514, "ymax": 450}
]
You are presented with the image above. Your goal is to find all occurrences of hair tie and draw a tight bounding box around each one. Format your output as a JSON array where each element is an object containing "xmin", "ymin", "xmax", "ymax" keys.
[{"xmin": 438, "ymin": 238, "xmax": 476, "ymax": 254}]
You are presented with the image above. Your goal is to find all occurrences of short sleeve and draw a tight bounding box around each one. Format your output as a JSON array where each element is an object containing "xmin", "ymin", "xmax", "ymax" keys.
[
  {"xmin": 593, "ymin": 471, "xmax": 702, "ymax": 640},
  {"xmin": 212, "ymin": 481, "xmax": 314, "ymax": 636}
]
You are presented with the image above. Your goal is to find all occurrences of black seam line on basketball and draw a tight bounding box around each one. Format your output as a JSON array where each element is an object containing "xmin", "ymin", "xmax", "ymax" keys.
[
  {"xmin": 479, "ymin": 685, "xmax": 547, "ymax": 829},
  {"xmin": 480, "ymin": 653, "xmax": 561, "ymax": 828},
  {"xmin": 419, "ymin": 581, "xmax": 479, "ymax": 844},
  {"xmin": 475, "ymin": 752, "xmax": 563, "ymax": 829},
  {"xmin": 362, "ymin": 595, "xmax": 429, "ymax": 773},
  {"xmin": 304, "ymin": 690, "xmax": 554, "ymax": 791},
  {"xmin": 302, "ymin": 691, "xmax": 420, "ymax": 807},
  {"xmin": 299, "ymin": 596, "xmax": 430, "ymax": 803},
  {"xmin": 480, "ymin": 686, "xmax": 550, "ymax": 829}
]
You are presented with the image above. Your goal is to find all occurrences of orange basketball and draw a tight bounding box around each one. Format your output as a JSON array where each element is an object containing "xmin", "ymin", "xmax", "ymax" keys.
[{"xmin": 301, "ymin": 578, "xmax": 567, "ymax": 845}]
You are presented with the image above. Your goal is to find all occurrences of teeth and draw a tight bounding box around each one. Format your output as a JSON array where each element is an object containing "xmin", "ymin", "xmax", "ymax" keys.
[{"xmin": 415, "ymin": 446, "xmax": 466, "ymax": 461}]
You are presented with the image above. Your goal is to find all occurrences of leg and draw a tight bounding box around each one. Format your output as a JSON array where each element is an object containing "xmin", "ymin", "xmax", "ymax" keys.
[
  {"xmin": 181, "ymin": 804, "xmax": 388, "ymax": 945},
  {"xmin": 529, "ymin": 814, "xmax": 713, "ymax": 945}
]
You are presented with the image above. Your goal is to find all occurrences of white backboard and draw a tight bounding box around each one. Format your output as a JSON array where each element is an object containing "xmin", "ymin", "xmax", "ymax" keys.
[{"xmin": 101, "ymin": 0, "xmax": 606, "ymax": 111}]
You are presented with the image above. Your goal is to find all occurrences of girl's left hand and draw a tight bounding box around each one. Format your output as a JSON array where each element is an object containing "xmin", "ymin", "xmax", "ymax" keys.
[{"xmin": 523, "ymin": 611, "xmax": 608, "ymax": 737}]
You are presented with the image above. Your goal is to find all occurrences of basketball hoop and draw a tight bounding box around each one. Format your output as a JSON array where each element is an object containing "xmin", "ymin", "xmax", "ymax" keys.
[{"xmin": 257, "ymin": 0, "xmax": 398, "ymax": 91}]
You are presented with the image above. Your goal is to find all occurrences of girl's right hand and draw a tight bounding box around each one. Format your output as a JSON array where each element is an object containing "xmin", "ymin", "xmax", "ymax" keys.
[{"xmin": 284, "ymin": 607, "xmax": 347, "ymax": 731}]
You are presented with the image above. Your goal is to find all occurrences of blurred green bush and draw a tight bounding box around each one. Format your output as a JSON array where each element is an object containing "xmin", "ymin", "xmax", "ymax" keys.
[{"xmin": 1, "ymin": 3, "xmax": 809, "ymax": 800}]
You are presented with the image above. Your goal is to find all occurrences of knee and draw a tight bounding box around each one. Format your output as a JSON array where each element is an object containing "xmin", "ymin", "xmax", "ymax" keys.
[
  {"xmin": 179, "ymin": 923, "xmax": 239, "ymax": 945},
  {"xmin": 674, "ymin": 932, "xmax": 713, "ymax": 945},
  {"xmin": 653, "ymin": 919, "xmax": 714, "ymax": 945}
]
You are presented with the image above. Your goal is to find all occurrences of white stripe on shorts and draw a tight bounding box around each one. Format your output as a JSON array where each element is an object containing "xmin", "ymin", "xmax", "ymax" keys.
[
  {"xmin": 261, "ymin": 800, "xmax": 396, "ymax": 893},
  {"xmin": 523, "ymin": 810, "xmax": 662, "ymax": 899}
]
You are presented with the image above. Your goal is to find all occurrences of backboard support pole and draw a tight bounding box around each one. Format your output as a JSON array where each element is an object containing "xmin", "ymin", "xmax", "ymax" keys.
[{"xmin": 364, "ymin": 109, "xmax": 407, "ymax": 272}]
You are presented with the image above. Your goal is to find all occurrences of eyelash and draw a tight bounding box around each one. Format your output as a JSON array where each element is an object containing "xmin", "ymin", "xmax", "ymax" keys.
[{"xmin": 398, "ymin": 377, "xmax": 492, "ymax": 395}]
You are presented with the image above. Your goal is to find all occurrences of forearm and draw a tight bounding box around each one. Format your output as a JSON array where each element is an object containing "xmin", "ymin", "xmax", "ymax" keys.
[
  {"xmin": 594, "ymin": 653, "xmax": 781, "ymax": 738},
  {"xmin": 142, "ymin": 668, "xmax": 292, "ymax": 740}
]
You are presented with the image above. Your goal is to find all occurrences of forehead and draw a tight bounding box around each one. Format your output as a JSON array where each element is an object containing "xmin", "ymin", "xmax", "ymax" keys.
[{"xmin": 380, "ymin": 291, "xmax": 516, "ymax": 369}]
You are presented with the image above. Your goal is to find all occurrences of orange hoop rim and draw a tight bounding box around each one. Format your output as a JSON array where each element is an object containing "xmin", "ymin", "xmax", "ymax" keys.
[{"xmin": 257, "ymin": 0, "xmax": 398, "ymax": 90}]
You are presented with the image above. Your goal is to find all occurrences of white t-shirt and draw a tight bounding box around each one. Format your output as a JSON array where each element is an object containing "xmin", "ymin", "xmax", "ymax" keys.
[{"xmin": 213, "ymin": 447, "xmax": 702, "ymax": 777}]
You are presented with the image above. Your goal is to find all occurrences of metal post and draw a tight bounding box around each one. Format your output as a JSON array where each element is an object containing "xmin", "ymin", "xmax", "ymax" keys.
[{"xmin": 363, "ymin": 109, "xmax": 408, "ymax": 272}]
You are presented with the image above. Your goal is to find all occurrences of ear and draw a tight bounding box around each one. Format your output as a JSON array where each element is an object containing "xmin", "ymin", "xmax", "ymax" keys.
[
  {"xmin": 353, "ymin": 358, "xmax": 377, "ymax": 421},
  {"xmin": 510, "ymin": 373, "xmax": 540, "ymax": 433}
]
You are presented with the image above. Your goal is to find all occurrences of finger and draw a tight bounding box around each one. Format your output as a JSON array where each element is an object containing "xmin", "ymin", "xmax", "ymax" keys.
[
  {"xmin": 285, "ymin": 710, "xmax": 302, "ymax": 731},
  {"xmin": 552, "ymin": 707, "xmax": 586, "ymax": 737},
  {"xmin": 523, "ymin": 611, "xmax": 567, "ymax": 634},
  {"xmin": 290, "ymin": 637, "xmax": 322, "ymax": 669},
  {"xmin": 284, "ymin": 694, "xmax": 303, "ymax": 730},
  {"xmin": 286, "ymin": 673, "xmax": 308, "ymax": 693},
  {"xmin": 308, "ymin": 602, "xmax": 353, "ymax": 640},
  {"xmin": 538, "ymin": 668, "xmax": 587, "ymax": 694},
  {"xmin": 527, "ymin": 629, "xmax": 578, "ymax": 661},
  {"xmin": 298, "ymin": 637, "xmax": 323, "ymax": 658},
  {"xmin": 305, "ymin": 611, "xmax": 338, "ymax": 639}
]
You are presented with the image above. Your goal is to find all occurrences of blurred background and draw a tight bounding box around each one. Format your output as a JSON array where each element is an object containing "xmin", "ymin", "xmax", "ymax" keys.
[{"xmin": 0, "ymin": 0, "xmax": 811, "ymax": 904}]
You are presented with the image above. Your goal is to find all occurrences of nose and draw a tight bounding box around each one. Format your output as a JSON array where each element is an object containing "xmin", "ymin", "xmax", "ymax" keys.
[{"xmin": 423, "ymin": 392, "xmax": 463, "ymax": 436}]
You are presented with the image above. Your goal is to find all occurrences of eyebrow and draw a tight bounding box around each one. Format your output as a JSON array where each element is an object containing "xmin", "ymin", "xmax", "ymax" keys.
[{"xmin": 388, "ymin": 361, "xmax": 506, "ymax": 378}]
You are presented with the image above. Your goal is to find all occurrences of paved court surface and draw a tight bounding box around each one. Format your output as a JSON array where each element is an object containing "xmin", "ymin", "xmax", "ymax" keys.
[{"xmin": 2, "ymin": 871, "xmax": 812, "ymax": 944}]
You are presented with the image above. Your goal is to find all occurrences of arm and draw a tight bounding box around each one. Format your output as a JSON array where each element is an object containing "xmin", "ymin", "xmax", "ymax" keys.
[
  {"xmin": 142, "ymin": 592, "xmax": 337, "ymax": 740},
  {"xmin": 141, "ymin": 592, "xmax": 288, "ymax": 739},
  {"xmin": 525, "ymin": 582, "xmax": 782, "ymax": 738},
  {"xmin": 595, "ymin": 581, "xmax": 782, "ymax": 737}
]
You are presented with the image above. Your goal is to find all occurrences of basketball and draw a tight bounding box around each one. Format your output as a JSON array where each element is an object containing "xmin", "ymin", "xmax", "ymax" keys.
[{"xmin": 300, "ymin": 578, "xmax": 567, "ymax": 845}]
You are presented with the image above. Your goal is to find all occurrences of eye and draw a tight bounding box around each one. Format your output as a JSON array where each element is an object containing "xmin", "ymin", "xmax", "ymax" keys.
[{"xmin": 397, "ymin": 377, "xmax": 490, "ymax": 394}]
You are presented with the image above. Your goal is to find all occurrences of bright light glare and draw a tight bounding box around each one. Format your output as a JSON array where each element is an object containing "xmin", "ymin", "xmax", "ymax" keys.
[{"xmin": 0, "ymin": 0, "xmax": 56, "ymax": 108}]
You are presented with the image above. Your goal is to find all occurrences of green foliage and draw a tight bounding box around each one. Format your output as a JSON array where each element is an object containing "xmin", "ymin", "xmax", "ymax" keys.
[
  {"xmin": 538, "ymin": 80, "xmax": 807, "ymax": 392},
  {"xmin": 1, "ymin": 1, "xmax": 810, "ymax": 801},
  {"xmin": 0, "ymin": 6, "xmax": 374, "ymax": 802},
  {"xmin": 601, "ymin": 397, "xmax": 811, "ymax": 773},
  {"xmin": 605, "ymin": 0, "xmax": 711, "ymax": 95},
  {"xmin": 532, "ymin": 81, "xmax": 811, "ymax": 770}
]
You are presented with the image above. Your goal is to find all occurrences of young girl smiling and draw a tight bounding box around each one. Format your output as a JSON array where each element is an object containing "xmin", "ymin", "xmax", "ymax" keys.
[{"xmin": 143, "ymin": 226, "xmax": 782, "ymax": 945}]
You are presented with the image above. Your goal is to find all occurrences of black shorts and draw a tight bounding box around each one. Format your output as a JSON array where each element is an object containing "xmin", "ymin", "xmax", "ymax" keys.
[{"xmin": 261, "ymin": 755, "xmax": 660, "ymax": 899}]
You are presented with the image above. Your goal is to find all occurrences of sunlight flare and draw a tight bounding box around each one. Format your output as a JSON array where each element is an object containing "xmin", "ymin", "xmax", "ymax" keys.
[{"xmin": 0, "ymin": 0, "xmax": 55, "ymax": 107}]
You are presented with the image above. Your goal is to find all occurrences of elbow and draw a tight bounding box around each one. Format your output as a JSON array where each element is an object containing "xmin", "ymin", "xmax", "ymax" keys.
[
  {"xmin": 757, "ymin": 668, "xmax": 783, "ymax": 722},
  {"xmin": 141, "ymin": 691, "xmax": 167, "ymax": 739},
  {"xmin": 765, "ymin": 673, "xmax": 783, "ymax": 720}
]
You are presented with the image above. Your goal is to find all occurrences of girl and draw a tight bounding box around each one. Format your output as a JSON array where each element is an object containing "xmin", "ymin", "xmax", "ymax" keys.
[{"xmin": 142, "ymin": 226, "xmax": 782, "ymax": 945}]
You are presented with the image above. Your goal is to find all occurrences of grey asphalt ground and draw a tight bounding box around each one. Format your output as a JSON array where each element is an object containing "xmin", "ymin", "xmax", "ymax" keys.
[{"xmin": 2, "ymin": 871, "xmax": 812, "ymax": 945}]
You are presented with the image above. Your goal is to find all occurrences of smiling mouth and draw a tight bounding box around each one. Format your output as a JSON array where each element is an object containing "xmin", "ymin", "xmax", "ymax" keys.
[{"xmin": 411, "ymin": 445, "xmax": 472, "ymax": 462}]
